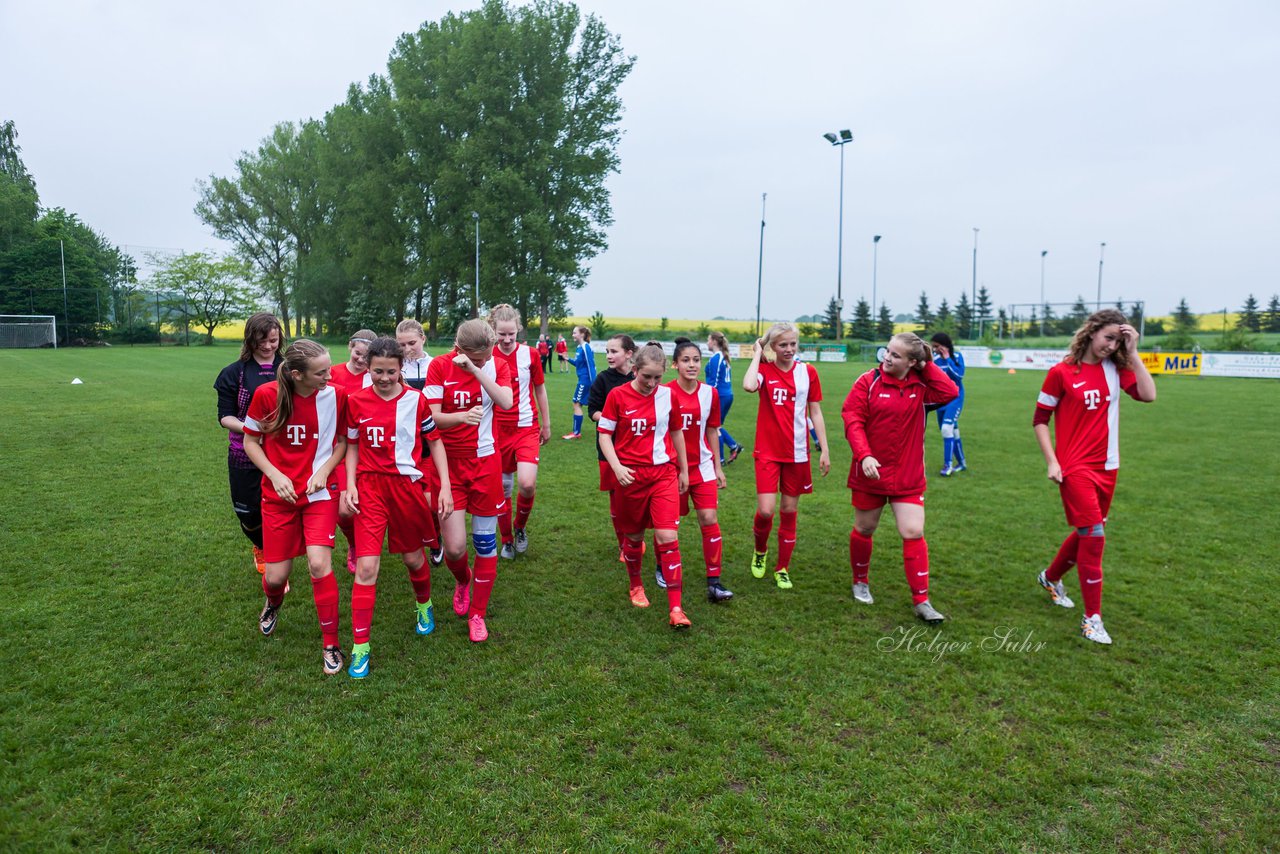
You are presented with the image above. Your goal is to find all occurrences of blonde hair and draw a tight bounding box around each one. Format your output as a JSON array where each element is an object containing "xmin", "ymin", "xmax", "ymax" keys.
[
  {"xmin": 889, "ymin": 332, "xmax": 931, "ymax": 366},
  {"xmin": 455, "ymin": 318, "xmax": 497, "ymax": 353},
  {"xmin": 708, "ymin": 331, "xmax": 731, "ymax": 360},
  {"xmin": 574, "ymin": 324, "xmax": 592, "ymax": 342},
  {"xmin": 760, "ymin": 322, "xmax": 798, "ymax": 363},
  {"xmin": 1066, "ymin": 309, "xmax": 1133, "ymax": 370},
  {"xmin": 487, "ymin": 303, "xmax": 522, "ymax": 332},
  {"xmin": 261, "ymin": 340, "xmax": 328, "ymax": 434},
  {"xmin": 349, "ymin": 329, "xmax": 377, "ymax": 346},
  {"xmin": 395, "ymin": 319, "xmax": 425, "ymax": 338},
  {"xmin": 631, "ymin": 343, "xmax": 667, "ymax": 373}
]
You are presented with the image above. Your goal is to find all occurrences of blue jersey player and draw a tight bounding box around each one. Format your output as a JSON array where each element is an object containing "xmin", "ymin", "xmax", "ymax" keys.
[
  {"xmin": 930, "ymin": 332, "xmax": 966, "ymax": 475},
  {"xmin": 705, "ymin": 332, "xmax": 743, "ymax": 463},
  {"xmin": 563, "ymin": 325, "xmax": 597, "ymax": 439}
]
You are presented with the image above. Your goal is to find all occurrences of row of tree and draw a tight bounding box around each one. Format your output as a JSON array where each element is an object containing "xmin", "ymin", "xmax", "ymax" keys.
[
  {"xmin": 196, "ymin": 0, "xmax": 633, "ymax": 341},
  {"xmin": 1237, "ymin": 294, "xmax": 1280, "ymax": 332}
]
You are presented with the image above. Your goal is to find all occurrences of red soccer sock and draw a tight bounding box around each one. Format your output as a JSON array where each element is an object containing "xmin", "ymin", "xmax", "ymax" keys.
[
  {"xmin": 701, "ymin": 523, "xmax": 723, "ymax": 578},
  {"xmin": 445, "ymin": 554, "xmax": 470, "ymax": 586},
  {"xmin": 622, "ymin": 538, "xmax": 644, "ymax": 588},
  {"xmin": 350, "ymin": 581, "xmax": 377, "ymax": 645},
  {"xmin": 262, "ymin": 574, "xmax": 286, "ymax": 607},
  {"xmin": 408, "ymin": 562, "xmax": 432, "ymax": 605},
  {"xmin": 902, "ymin": 537, "xmax": 930, "ymax": 604},
  {"xmin": 469, "ymin": 554, "xmax": 498, "ymax": 617},
  {"xmin": 1046, "ymin": 532, "xmax": 1079, "ymax": 583},
  {"xmin": 514, "ymin": 493, "xmax": 535, "ymax": 529},
  {"xmin": 657, "ymin": 540, "xmax": 683, "ymax": 610},
  {"xmin": 338, "ymin": 514, "xmax": 356, "ymax": 549},
  {"xmin": 423, "ymin": 506, "xmax": 441, "ymax": 550},
  {"xmin": 776, "ymin": 510, "xmax": 798, "ymax": 570},
  {"xmin": 309, "ymin": 572, "xmax": 340, "ymax": 647},
  {"xmin": 752, "ymin": 511, "xmax": 773, "ymax": 553},
  {"xmin": 497, "ymin": 500, "xmax": 514, "ymax": 544},
  {"xmin": 1076, "ymin": 534, "xmax": 1105, "ymax": 617},
  {"xmin": 849, "ymin": 529, "xmax": 874, "ymax": 584}
]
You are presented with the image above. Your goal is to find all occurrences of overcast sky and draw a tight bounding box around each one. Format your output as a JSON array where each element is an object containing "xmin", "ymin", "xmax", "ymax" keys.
[{"xmin": 3, "ymin": 0, "xmax": 1277, "ymax": 321}]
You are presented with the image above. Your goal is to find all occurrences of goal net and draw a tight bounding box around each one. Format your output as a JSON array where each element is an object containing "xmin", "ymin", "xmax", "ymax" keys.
[{"xmin": 0, "ymin": 315, "xmax": 58, "ymax": 348}]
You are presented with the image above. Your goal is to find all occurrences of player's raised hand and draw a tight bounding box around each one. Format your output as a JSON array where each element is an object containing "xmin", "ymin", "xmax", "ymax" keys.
[
  {"xmin": 861, "ymin": 456, "xmax": 881, "ymax": 480},
  {"xmin": 752, "ymin": 338, "xmax": 764, "ymax": 358},
  {"xmin": 452, "ymin": 352, "xmax": 478, "ymax": 373},
  {"xmin": 1119, "ymin": 324, "xmax": 1140, "ymax": 348}
]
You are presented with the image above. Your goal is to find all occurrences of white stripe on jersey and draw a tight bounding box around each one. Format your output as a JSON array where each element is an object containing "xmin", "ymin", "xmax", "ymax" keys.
[
  {"xmin": 791, "ymin": 364, "xmax": 810, "ymax": 463},
  {"xmin": 598, "ymin": 417, "xmax": 617, "ymax": 432},
  {"xmin": 652, "ymin": 386, "xmax": 672, "ymax": 465},
  {"xmin": 695, "ymin": 384, "xmax": 716, "ymax": 482},
  {"xmin": 1038, "ymin": 391, "xmax": 1060, "ymax": 408},
  {"xmin": 395, "ymin": 392, "xmax": 425, "ymax": 480},
  {"xmin": 243, "ymin": 415, "xmax": 262, "ymax": 433},
  {"xmin": 1103, "ymin": 360, "xmax": 1121, "ymax": 470},
  {"xmin": 306, "ymin": 386, "xmax": 338, "ymax": 501},
  {"xmin": 477, "ymin": 359, "xmax": 498, "ymax": 457},
  {"xmin": 515, "ymin": 345, "xmax": 535, "ymax": 427},
  {"xmin": 425, "ymin": 384, "xmax": 443, "ymax": 399}
]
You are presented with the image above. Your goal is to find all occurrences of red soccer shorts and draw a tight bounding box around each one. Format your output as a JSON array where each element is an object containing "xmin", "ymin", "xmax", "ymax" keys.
[
  {"xmin": 445, "ymin": 452, "xmax": 506, "ymax": 516},
  {"xmin": 261, "ymin": 489, "xmax": 340, "ymax": 562},
  {"xmin": 849, "ymin": 488, "xmax": 925, "ymax": 511},
  {"xmin": 614, "ymin": 465, "xmax": 680, "ymax": 533},
  {"xmin": 599, "ymin": 459, "xmax": 618, "ymax": 492},
  {"xmin": 497, "ymin": 422, "xmax": 541, "ymax": 471},
  {"xmin": 1059, "ymin": 468, "xmax": 1117, "ymax": 528},
  {"xmin": 754, "ymin": 457, "xmax": 814, "ymax": 497},
  {"xmin": 680, "ymin": 479, "xmax": 718, "ymax": 516},
  {"xmin": 354, "ymin": 471, "xmax": 433, "ymax": 556}
]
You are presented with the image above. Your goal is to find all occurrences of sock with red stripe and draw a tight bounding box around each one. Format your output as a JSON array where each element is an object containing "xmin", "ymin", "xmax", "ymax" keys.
[
  {"xmin": 902, "ymin": 537, "xmax": 930, "ymax": 604},
  {"xmin": 1046, "ymin": 532, "xmax": 1079, "ymax": 583},
  {"xmin": 776, "ymin": 510, "xmax": 798, "ymax": 570},
  {"xmin": 657, "ymin": 540, "xmax": 683, "ymax": 610},
  {"xmin": 309, "ymin": 572, "xmax": 340, "ymax": 647},
  {"xmin": 1076, "ymin": 534, "xmax": 1105, "ymax": 617},
  {"xmin": 752, "ymin": 512, "xmax": 773, "ymax": 553},
  {"xmin": 351, "ymin": 581, "xmax": 377, "ymax": 645},
  {"xmin": 623, "ymin": 538, "xmax": 644, "ymax": 588},
  {"xmin": 262, "ymin": 574, "xmax": 285, "ymax": 608},
  {"xmin": 849, "ymin": 529, "xmax": 874, "ymax": 584},
  {"xmin": 701, "ymin": 523, "xmax": 722, "ymax": 578},
  {"xmin": 514, "ymin": 493, "xmax": 535, "ymax": 529},
  {"xmin": 445, "ymin": 554, "xmax": 470, "ymax": 586},
  {"xmin": 469, "ymin": 555, "xmax": 498, "ymax": 617},
  {"xmin": 408, "ymin": 562, "xmax": 432, "ymax": 605}
]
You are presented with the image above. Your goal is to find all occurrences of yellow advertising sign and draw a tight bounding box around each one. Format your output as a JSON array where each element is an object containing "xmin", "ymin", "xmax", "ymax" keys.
[{"xmin": 1140, "ymin": 352, "xmax": 1201, "ymax": 375}]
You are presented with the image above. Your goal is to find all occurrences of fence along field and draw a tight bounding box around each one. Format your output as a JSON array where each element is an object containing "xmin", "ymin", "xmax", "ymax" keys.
[{"xmin": 0, "ymin": 344, "xmax": 1275, "ymax": 850}]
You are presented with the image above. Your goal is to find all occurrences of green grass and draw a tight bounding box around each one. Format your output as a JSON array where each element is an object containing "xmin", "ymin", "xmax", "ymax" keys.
[{"xmin": 2, "ymin": 344, "xmax": 1277, "ymax": 851}]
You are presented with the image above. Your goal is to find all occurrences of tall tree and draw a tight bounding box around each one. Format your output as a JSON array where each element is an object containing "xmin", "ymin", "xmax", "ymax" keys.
[
  {"xmin": 850, "ymin": 297, "xmax": 874, "ymax": 340},
  {"xmin": 955, "ymin": 291, "xmax": 973, "ymax": 338},
  {"xmin": 1173, "ymin": 298, "xmax": 1196, "ymax": 330},
  {"xmin": 914, "ymin": 292, "xmax": 933, "ymax": 331},
  {"xmin": 1062, "ymin": 296, "xmax": 1090, "ymax": 335},
  {"xmin": 876, "ymin": 302, "xmax": 894, "ymax": 338},
  {"xmin": 1237, "ymin": 294, "xmax": 1261, "ymax": 331},
  {"xmin": 821, "ymin": 296, "xmax": 842, "ymax": 339},
  {"xmin": 0, "ymin": 120, "xmax": 39, "ymax": 254},
  {"xmin": 975, "ymin": 285, "xmax": 992, "ymax": 331},
  {"xmin": 149, "ymin": 252, "xmax": 256, "ymax": 344},
  {"xmin": 1264, "ymin": 295, "xmax": 1280, "ymax": 333}
]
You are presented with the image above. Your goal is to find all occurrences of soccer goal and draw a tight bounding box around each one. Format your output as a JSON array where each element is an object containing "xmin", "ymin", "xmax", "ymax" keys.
[{"xmin": 0, "ymin": 315, "xmax": 58, "ymax": 348}]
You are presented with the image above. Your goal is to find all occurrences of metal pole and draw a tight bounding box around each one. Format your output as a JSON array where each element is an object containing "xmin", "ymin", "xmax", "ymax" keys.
[
  {"xmin": 971, "ymin": 228, "xmax": 978, "ymax": 339},
  {"xmin": 1096, "ymin": 242, "xmax": 1106, "ymax": 310},
  {"xmin": 836, "ymin": 144, "xmax": 845, "ymax": 341},
  {"xmin": 60, "ymin": 239, "xmax": 69, "ymax": 344},
  {"xmin": 755, "ymin": 193, "xmax": 767, "ymax": 339},
  {"xmin": 1039, "ymin": 250, "xmax": 1047, "ymax": 336},
  {"xmin": 472, "ymin": 212, "xmax": 480, "ymax": 318},
  {"xmin": 872, "ymin": 235, "xmax": 881, "ymax": 327}
]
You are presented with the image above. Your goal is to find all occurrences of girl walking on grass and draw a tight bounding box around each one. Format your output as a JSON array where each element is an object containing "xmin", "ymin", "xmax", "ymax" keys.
[
  {"xmin": 705, "ymin": 331, "xmax": 743, "ymax": 464},
  {"xmin": 562, "ymin": 325, "xmax": 596, "ymax": 439},
  {"xmin": 842, "ymin": 333, "xmax": 958, "ymax": 624},
  {"xmin": 328, "ymin": 329, "xmax": 378, "ymax": 574},
  {"xmin": 241, "ymin": 340, "xmax": 348, "ymax": 675},
  {"xmin": 342, "ymin": 338, "xmax": 452, "ymax": 678},
  {"xmin": 930, "ymin": 332, "xmax": 967, "ymax": 476},
  {"xmin": 742, "ymin": 322, "xmax": 831, "ymax": 590},
  {"xmin": 587, "ymin": 334, "xmax": 638, "ymax": 558}
]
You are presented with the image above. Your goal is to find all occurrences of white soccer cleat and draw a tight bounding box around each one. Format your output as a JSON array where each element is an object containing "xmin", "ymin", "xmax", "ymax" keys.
[
  {"xmin": 1081, "ymin": 614, "xmax": 1112, "ymax": 645},
  {"xmin": 851, "ymin": 582, "xmax": 874, "ymax": 605},
  {"xmin": 914, "ymin": 600, "xmax": 945, "ymax": 624},
  {"xmin": 1037, "ymin": 570, "xmax": 1075, "ymax": 609}
]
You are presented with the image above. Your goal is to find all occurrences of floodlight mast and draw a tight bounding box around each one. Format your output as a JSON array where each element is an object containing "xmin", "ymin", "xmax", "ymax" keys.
[{"xmin": 823, "ymin": 129, "xmax": 853, "ymax": 340}]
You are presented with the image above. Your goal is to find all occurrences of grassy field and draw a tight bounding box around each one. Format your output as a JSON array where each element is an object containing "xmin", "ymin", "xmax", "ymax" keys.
[{"xmin": 2, "ymin": 344, "xmax": 1277, "ymax": 851}]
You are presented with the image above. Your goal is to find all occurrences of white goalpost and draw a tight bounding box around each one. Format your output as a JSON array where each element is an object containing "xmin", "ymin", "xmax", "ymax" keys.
[{"xmin": 0, "ymin": 315, "xmax": 58, "ymax": 348}]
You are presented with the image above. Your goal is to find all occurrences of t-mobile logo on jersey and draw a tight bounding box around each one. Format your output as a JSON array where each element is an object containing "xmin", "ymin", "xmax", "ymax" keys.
[
  {"xmin": 365, "ymin": 426, "xmax": 386, "ymax": 447},
  {"xmin": 771, "ymin": 387, "xmax": 789, "ymax": 406},
  {"xmin": 680, "ymin": 412, "xmax": 698, "ymax": 431},
  {"xmin": 286, "ymin": 424, "xmax": 307, "ymax": 446},
  {"xmin": 630, "ymin": 418, "xmax": 649, "ymax": 435},
  {"xmin": 1083, "ymin": 389, "xmax": 1102, "ymax": 410},
  {"xmin": 453, "ymin": 391, "xmax": 472, "ymax": 409}
]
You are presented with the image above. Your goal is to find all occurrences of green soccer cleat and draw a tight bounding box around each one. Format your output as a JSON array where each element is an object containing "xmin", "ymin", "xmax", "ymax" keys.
[
  {"xmin": 750, "ymin": 550, "xmax": 768, "ymax": 579},
  {"xmin": 774, "ymin": 569, "xmax": 793, "ymax": 590},
  {"xmin": 415, "ymin": 601, "xmax": 435, "ymax": 636},
  {"xmin": 348, "ymin": 644, "xmax": 371, "ymax": 678}
]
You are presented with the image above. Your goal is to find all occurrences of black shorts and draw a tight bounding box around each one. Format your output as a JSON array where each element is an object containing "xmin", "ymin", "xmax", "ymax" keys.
[{"xmin": 228, "ymin": 464, "xmax": 263, "ymax": 520}]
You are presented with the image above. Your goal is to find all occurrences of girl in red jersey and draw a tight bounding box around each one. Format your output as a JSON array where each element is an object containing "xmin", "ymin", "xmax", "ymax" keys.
[
  {"xmin": 842, "ymin": 333, "xmax": 958, "ymax": 624},
  {"xmin": 587, "ymin": 334, "xmax": 638, "ymax": 559},
  {"xmin": 488, "ymin": 305, "xmax": 551, "ymax": 559},
  {"xmin": 598, "ymin": 344, "xmax": 693, "ymax": 628},
  {"xmin": 668, "ymin": 337, "xmax": 733, "ymax": 603},
  {"xmin": 342, "ymin": 338, "xmax": 453, "ymax": 678},
  {"xmin": 425, "ymin": 319, "xmax": 515, "ymax": 643},
  {"xmin": 1033, "ymin": 309, "xmax": 1155, "ymax": 645},
  {"xmin": 327, "ymin": 328, "xmax": 378, "ymax": 574},
  {"xmin": 741, "ymin": 322, "xmax": 831, "ymax": 590},
  {"xmin": 241, "ymin": 340, "xmax": 348, "ymax": 675}
]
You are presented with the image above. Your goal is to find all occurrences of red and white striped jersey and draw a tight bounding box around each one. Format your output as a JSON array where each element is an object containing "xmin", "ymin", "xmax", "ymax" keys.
[
  {"xmin": 492, "ymin": 343, "xmax": 544, "ymax": 428},
  {"xmin": 598, "ymin": 382, "xmax": 681, "ymax": 468},
  {"xmin": 753, "ymin": 361, "xmax": 823, "ymax": 463},
  {"xmin": 330, "ymin": 362, "xmax": 372, "ymax": 392},
  {"xmin": 424, "ymin": 350, "xmax": 513, "ymax": 459},
  {"xmin": 244, "ymin": 383, "xmax": 347, "ymax": 503},
  {"xmin": 667, "ymin": 380, "xmax": 720, "ymax": 484},
  {"xmin": 1036, "ymin": 360, "xmax": 1139, "ymax": 474},
  {"xmin": 345, "ymin": 386, "xmax": 438, "ymax": 482}
]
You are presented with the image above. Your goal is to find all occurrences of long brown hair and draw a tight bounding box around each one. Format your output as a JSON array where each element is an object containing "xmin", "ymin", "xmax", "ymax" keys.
[
  {"xmin": 708, "ymin": 331, "xmax": 732, "ymax": 360},
  {"xmin": 240, "ymin": 313, "xmax": 285, "ymax": 362},
  {"xmin": 891, "ymin": 332, "xmax": 931, "ymax": 366},
  {"xmin": 1066, "ymin": 309, "xmax": 1133, "ymax": 370},
  {"xmin": 260, "ymin": 340, "xmax": 328, "ymax": 434}
]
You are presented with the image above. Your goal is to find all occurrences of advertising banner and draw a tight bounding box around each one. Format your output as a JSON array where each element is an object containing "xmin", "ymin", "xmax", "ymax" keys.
[
  {"xmin": 1200, "ymin": 352, "xmax": 1280, "ymax": 379},
  {"xmin": 1139, "ymin": 352, "xmax": 1202, "ymax": 375}
]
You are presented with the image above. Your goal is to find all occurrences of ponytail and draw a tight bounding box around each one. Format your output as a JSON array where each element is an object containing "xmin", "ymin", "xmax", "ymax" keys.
[{"xmin": 261, "ymin": 340, "xmax": 329, "ymax": 434}]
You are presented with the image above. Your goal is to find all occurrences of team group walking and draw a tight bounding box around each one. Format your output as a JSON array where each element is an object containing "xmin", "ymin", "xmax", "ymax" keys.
[{"xmin": 216, "ymin": 307, "xmax": 1155, "ymax": 676}]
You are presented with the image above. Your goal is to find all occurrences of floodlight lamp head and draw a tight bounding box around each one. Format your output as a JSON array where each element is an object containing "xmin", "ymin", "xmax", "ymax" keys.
[
  {"xmin": 472, "ymin": 211, "xmax": 479, "ymax": 220},
  {"xmin": 873, "ymin": 234, "xmax": 882, "ymax": 243},
  {"xmin": 839, "ymin": 129, "xmax": 852, "ymax": 141},
  {"xmin": 823, "ymin": 132, "xmax": 838, "ymax": 144}
]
